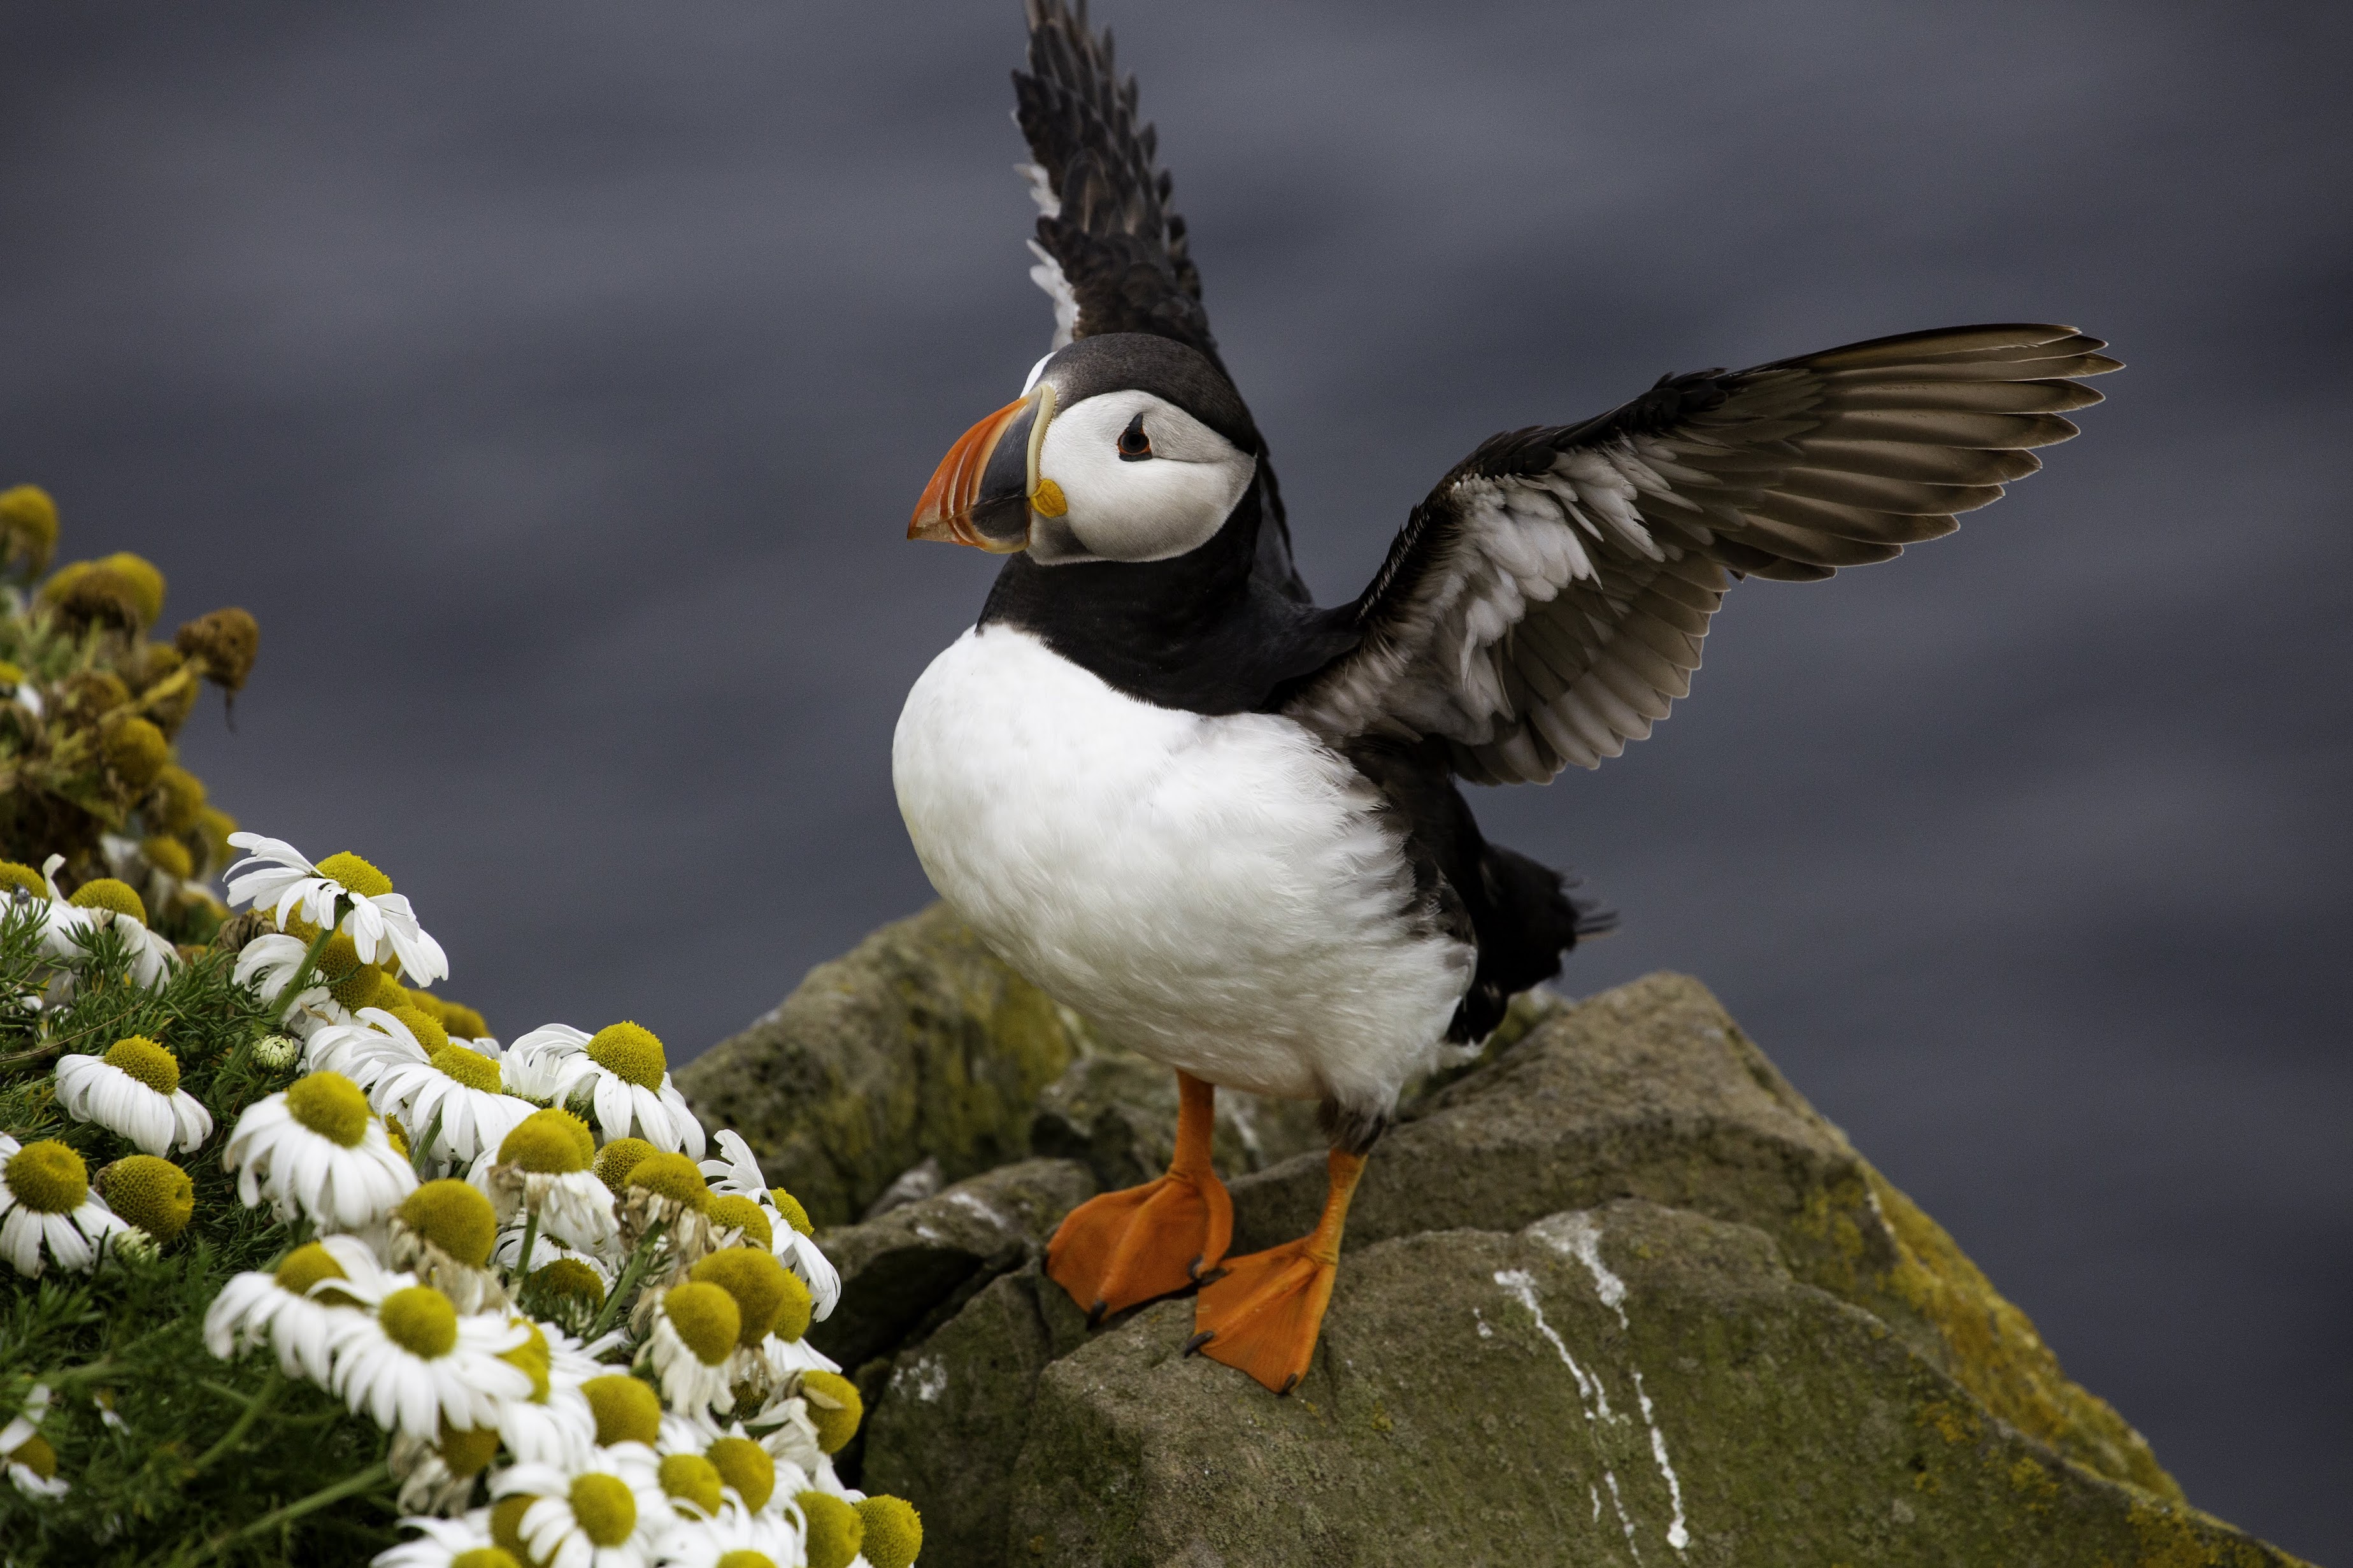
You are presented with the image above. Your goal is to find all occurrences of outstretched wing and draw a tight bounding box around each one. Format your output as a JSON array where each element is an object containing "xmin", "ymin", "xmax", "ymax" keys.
[
  {"xmin": 1014, "ymin": 0, "xmax": 1217, "ymax": 362},
  {"xmin": 1282, "ymin": 324, "xmax": 2122, "ymax": 785}
]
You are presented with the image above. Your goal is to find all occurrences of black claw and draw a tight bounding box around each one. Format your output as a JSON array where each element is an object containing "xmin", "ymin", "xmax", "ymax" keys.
[
  {"xmin": 1278, "ymin": 1373, "xmax": 1300, "ymax": 1396},
  {"xmin": 1085, "ymin": 1299, "xmax": 1108, "ymax": 1329},
  {"xmin": 1185, "ymin": 1253, "xmax": 1203, "ymax": 1279},
  {"xmin": 1181, "ymin": 1330, "xmax": 1215, "ymax": 1356}
]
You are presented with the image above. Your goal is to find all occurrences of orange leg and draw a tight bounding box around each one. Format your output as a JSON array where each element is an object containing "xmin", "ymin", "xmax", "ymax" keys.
[
  {"xmin": 1189, "ymin": 1147, "xmax": 1367, "ymax": 1394},
  {"xmin": 1046, "ymin": 1071, "xmax": 1234, "ymax": 1323}
]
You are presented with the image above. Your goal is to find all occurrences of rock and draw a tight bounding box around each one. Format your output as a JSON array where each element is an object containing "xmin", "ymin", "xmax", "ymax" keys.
[
  {"xmin": 808, "ymin": 1157, "xmax": 1096, "ymax": 1374},
  {"xmin": 1007, "ymin": 1202, "xmax": 2299, "ymax": 1567},
  {"xmin": 679, "ymin": 903, "xmax": 1102, "ymax": 1227},
  {"xmin": 862, "ymin": 1156, "xmax": 945, "ymax": 1221},
  {"xmin": 855, "ymin": 973, "xmax": 2302, "ymax": 1565}
]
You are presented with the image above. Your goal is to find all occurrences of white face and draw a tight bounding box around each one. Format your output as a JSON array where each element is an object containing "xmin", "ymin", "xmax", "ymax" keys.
[{"xmin": 1027, "ymin": 389, "xmax": 1257, "ymax": 564}]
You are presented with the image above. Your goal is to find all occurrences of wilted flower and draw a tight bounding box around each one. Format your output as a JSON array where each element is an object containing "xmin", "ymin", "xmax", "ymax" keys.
[
  {"xmin": 473, "ymin": 1109, "xmax": 620, "ymax": 1255},
  {"xmin": 701, "ymin": 1132, "xmax": 839, "ymax": 1322}
]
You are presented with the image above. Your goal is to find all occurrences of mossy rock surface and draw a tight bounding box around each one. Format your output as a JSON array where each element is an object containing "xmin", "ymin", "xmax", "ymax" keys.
[
  {"xmin": 680, "ymin": 903, "xmax": 1098, "ymax": 1226},
  {"xmin": 854, "ymin": 973, "xmax": 2301, "ymax": 1566},
  {"xmin": 1006, "ymin": 1202, "xmax": 2299, "ymax": 1567}
]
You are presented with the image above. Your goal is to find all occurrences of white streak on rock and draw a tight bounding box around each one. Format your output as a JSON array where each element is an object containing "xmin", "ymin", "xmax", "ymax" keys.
[
  {"xmin": 1493, "ymin": 1268, "xmax": 1609, "ymax": 1420},
  {"xmin": 1529, "ymin": 1209, "xmax": 1627, "ymax": 1327},
  {"xmin": 1603, "ymin": 1469, "xmax": 1642, "ymax": 1560},
  {"xmin": 1633, "ymin": 1367, "xmax": 1689, "ymax": 1551}
]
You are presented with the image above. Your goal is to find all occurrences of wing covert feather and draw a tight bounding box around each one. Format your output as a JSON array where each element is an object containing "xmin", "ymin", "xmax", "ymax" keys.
[{"xmin": 1283, "ymin": 324, "xmax": 2118, "ymax": 784}]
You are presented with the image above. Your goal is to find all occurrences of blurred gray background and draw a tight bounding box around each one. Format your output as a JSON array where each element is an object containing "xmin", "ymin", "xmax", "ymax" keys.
[{"xmin": 3, "ymin": 1, "xmax": 2346, "ymax": 1554}]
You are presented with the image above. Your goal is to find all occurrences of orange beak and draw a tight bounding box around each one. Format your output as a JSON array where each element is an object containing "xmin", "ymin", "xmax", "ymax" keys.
[{"xmin": 910, "ymin": 386, "xmax": 1055, "ymax": 552}]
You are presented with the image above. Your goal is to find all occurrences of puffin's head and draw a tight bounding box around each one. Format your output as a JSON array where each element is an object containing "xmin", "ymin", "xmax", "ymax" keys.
[{"xmin": 910, "ymin": 334, "xmax": 1260, "ymax": 564}]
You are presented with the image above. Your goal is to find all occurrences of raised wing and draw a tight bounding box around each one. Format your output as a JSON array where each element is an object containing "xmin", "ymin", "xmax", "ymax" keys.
[
  {"xmin": 1282, "ymin": 324, "xmax": 2121, "ymax": 785},
  {"xmin": 1013, "ymin": 0, "xmax": 1217, "ymax": 362}
]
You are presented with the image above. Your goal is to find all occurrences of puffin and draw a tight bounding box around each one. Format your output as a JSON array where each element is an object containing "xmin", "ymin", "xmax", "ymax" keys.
[{"xmin": 892, "ymin": 0, "xmax": 2117, "ymax": 1395}]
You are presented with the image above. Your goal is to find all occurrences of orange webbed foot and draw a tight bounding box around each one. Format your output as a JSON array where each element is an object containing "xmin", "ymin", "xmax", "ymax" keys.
[
  {"xmin": 1045, "ymin": 1071, "xmax": 1233, "ymax": 1322},
  {"xmin": 1047, "ymin": 1166, "xmax": 1233, "ymax": 1322},
  {"xmin": 1189, "ymin": 1147, "xmax": 1368, "ymax": 1394}
]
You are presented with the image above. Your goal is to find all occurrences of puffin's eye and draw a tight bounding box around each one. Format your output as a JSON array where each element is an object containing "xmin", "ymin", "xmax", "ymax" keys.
[{"xmin": 1116, "ymin": 413, "xmax": 1153, "ymax": 461}]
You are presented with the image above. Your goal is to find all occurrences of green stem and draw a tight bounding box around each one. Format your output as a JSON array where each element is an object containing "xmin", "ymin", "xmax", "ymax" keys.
[
  {"xmin": 188, "ymin": 1372, "xmax": 282, "ymax": 1474},
  {"xmin": 589, "ymin": 1218, "xmax": 668, "ymax": 1339},
  {"xmin": 514, "ymin": 1211, "xmax": 541, "ymax": 1285},
  {"xmin": 410, "ymin": 1107, "xmax": 444, "ymax": 1179},
  {"xmin": 265, "ymin": 923, "xmax": 339, "ymax": 1029},
  {"xmin": 183, "ymin": 1460, "xmax": 391, "ymax": 1564}
]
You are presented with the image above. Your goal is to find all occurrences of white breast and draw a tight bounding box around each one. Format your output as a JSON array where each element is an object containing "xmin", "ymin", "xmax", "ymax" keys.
[{"xmin": 892, "ymin": 625, "xmax": 1473, "ymax": 1109}]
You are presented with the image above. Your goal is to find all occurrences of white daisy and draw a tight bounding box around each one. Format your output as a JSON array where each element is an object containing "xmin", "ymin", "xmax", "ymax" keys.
[
  {"xmin": 222, "ymin": 1071, "xmax": 418, "ymax": 1230},
  {"xmin": 234, "ymin": 931, "xmax": 344, "ymax": 1036},
  {"xmin": 35, "ymin": 857, "xmax": 177, "ymax": 990},
  {"xmin": 52, "ymin": 1034, "xmax": 213, "ymax": 1156},
  {"xmin": 224, "ymin": 833, "xmax": 449, "ymax": 984},
  {"xmin": 1, "ymin": 1385, "xmax": 68, "ymax": 1500},
  {"xmin": 306, "ymin": 1006, "xmax": 436, "ymax": 1091},
  {"xmin": 469, "ymin": 1111, "xmax": 619, "ymax": 1255},
  {"xmin": 371, "ymin": 1510, "xmax": 499, "ymax": 1568},
  {"xmin": 497, "ymin": 1227, "xmax": 615, "ymax": 1287},
  {"xmin": 327, "ymin": 1282, "xmax": 534, "ymax": 1440},
  {"xmin": 659, "ymin": 1500, "xmax": 805, "ymax": 1568},
  {"xmin": 203, "ymin": 1234, "xmax": 381, "ymax": 1383},
  {"xmin": 0, "ymin": 1133, "xmax": 132, "ymax": 1277},
  {"xmin": 370, "ymin": 1043, "xmax": 534, "ymax": 1169},
  {"xmin": 494, "ymin": 1443, "xmax": 675, "ymax": 1568},
  {"xmin": 496, "ymin": 1319, "xmax": 613, "ymax": 1467},
  {"xmin": 703, "ymin": 1138, "xmax": 843, "ymax": 1328},
  {"xmin": 510, "ymin": 1023, "xmax": 706, "ymax": 1158},
  {"xmin": 639, "ymin": 1281, "xmax": 745, "ymax": 1418}
]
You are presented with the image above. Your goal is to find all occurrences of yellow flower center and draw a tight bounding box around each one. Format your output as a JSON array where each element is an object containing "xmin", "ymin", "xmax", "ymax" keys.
[
  {"xmin": 626, "ymin": 1152, "xmax": 709, "ymax": 1211},
  {"xmin": 706, "ymin": 1194, "xmax": 772, "ymax": 1251},
  {"xmin": 0, "ymin": 861, "xmax": 47, "ymax": 902},
  {"xmin": 661, "ymin": 1281, "xmax": 741, "ymax": 1365},
  {"xmin": 704, "ymin": 1436, "xmax": 773, "ymax": 1512},
  {"xmin": 379, "ymin": 1285, "xmax": 459, "ymax": 1359},
  {"xmin": 0, "ymin": 483, "xmax": 59, "ymax": 557},
  {"xmin": 451, "ymin": 1550, "xmax": 520, "ymax": 1568},
  {"xmin": 103, "ymin": 1034, "xmax": 180, "ymax": 1095},
  {"xmin": 315, "ymin": 850, "xmax": 394, "ymax": 901},
  {"xmin": 856, "ymin": 1495, "xmax": 925, "ymax": 1568},
  {"xmin": 658, "ymin": 1451, "xmax": 724, "ymax": 1517},
  {"xmin": 97, "ymin": 1155, "xmax": 194, "ymax": 1244},
  {"xmin": 68, "ymin": 876, "xmax": 148, "ymax": 925},
  {"xmin": 797, "ymin": 1492, "xmax": 864, "ymax": 1568},
  {"xmin": 429, "ymin": 1044, "xmax": 501, "ymax": 1095},
  {"xmin": 552, "ymin": 1108, "xmax": 594, "ymax": 1164},
  {"xmin": 498, "ymin": 1111, "xmax": 589, "ymax": 1174},
  {"xmin": 274, "ymin": 1240, "xmax": 352, "ymax": 1301},
  {"xmin": 383, "ymin": 1115, "xmax": 408, "ymax": 1157},
  {"xmin": 438, "ymin": 1422, "xmax": 503, "ymax": 1478},
  {"xmin": 285, "ymin": 1072, "xmax": 371, "ymax": 1147},
  {"xmin": 530, "ymin": 1258, "xmax": 606, "ymax": 1315},
  {"xmin": 140, "ymin": 836, "xmax": 194, "ymax": 880},
  {"xmin": 689, "ymin": 1248, "xmax": 795, "ymax": 1349},
  {"xmin": 769, "ymin": 1188, "xmax": 814, "ymax": 1236},
  {"xmin": 798, "ymin": 1369, "xmax": 865, "ymax": 1455},
  {"xmin": 568, "ymin": 1472, "xmax": 637, "ymax": 1548},
  {"xmin": 6, "ymin": 1432, "xmax": 57, "ymax": 1481},
  {"xmin": 489, "ymin": 1495, "xmax": 538, "ymax": 1562},
  {"xmin": 96, "ymin": 552, "xmax": 166, "ymax": 624},
  {"xmin": 394, "ymin": 1004, "xmax": 450, "ymax": 1055},
  {"xmin": 592, "ymin": 1137, "xmax": 655, "ymax": 1197},
  {"xmin": 102, "ymin": 718, "xmax": 169, "ymax": 790},
  {"xmin": 397, "ymin": 1179, "xmax": 497, "ymax": 1267},
  {"xmin": 440, "ymin": 999, "xmax": 489, "ymax": 1039},
  {"xmin": 715, "ymin": 1553, "xmax": 777, "ymax": 1568},
  {"xmin": 150, "ymin": 765, "xmax": 206, "ymax": 834},
  {"xmin": 581, "ymin": 1374, "xmax": 662, "ymax": 1448},
  {"xmin": 497, "ymin": 1320, "xmax": 552, "ymax": 1401},
  {"xmin": 4, "ymin": 1140, "xmax": 88, "ymax": 1214},
  {"xmin": 319, "ymin": 934, "xmax": 376, "ymax": 1008},
  {"xmin": 585, "ymin": 1021, "xmax": 666, "ymax": 1089}
]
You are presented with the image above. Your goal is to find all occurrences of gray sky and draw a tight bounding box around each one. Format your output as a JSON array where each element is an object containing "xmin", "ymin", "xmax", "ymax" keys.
[{"xmin": 3, "ymin": 3, "xmax": 2346, "ymax": 1553}]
